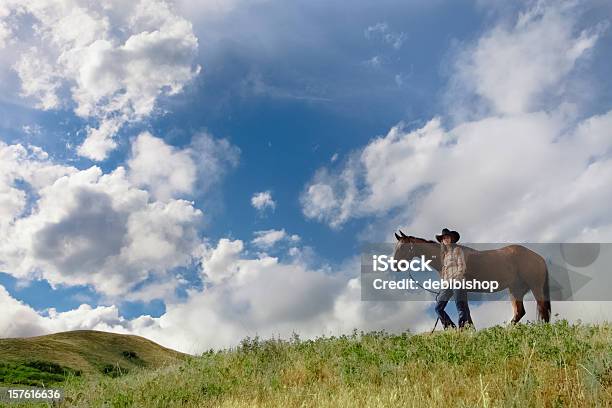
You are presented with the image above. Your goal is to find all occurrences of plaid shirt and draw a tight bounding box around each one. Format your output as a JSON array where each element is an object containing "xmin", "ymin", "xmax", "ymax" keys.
[{"xmin": 441, "ymin": 245, "xmax": 466, "ymax": 280}]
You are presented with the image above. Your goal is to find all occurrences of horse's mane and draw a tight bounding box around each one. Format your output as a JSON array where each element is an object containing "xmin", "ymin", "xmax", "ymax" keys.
[
  {"xmin": 400, "ymin": 234, "xmax": 477, "ymax": 254},
  {"xmin": 405, "ymin": 235, "xmax": 437, "ymax": 244}
]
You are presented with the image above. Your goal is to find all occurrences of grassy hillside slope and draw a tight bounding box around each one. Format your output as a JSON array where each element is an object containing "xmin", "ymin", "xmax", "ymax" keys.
[
  {"xmin": 3, "ymin": 322, "xmax": 612, "ymax": 407},
  {"xmin": 0, "ymin": 330, "xmax": 186, "ymax": 386}
]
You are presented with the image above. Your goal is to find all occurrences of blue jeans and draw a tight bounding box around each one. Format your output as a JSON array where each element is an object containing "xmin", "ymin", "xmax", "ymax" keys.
[{"xmin": 435, "ymin": 288, "xmax": 473, "ymax": 328}]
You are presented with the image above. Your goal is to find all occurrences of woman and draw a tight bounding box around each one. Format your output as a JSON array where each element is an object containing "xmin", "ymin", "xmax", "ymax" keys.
[{"xmin": 434, "ymin": 228, "xmax": 473, "ymax": 329}]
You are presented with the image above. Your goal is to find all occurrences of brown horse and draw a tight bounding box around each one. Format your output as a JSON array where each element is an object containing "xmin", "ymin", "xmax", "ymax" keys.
[{"xmin": 393, "ymin": 231, "xmax": 551, "ymax": 323}]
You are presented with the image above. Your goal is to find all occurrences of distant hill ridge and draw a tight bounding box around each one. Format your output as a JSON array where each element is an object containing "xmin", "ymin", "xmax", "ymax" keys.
[{"xmin": 0, "ymin": 330, "xmax": 186, "ymax": 385}]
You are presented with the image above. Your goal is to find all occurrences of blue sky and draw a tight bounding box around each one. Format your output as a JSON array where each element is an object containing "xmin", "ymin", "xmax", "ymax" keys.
[{"xmin": 1, "ymin": 0, "xmax": 612, "ymax": 352}]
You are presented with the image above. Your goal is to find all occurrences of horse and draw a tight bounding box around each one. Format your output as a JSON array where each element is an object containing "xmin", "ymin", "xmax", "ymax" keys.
[{"xmin": 392, "ymin": 231, "xmax": 551, "ymax": 323}]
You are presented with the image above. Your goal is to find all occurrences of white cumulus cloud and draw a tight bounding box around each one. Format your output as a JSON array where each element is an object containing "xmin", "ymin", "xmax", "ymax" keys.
[
  {"xmin": 449, "ymin": 1, "xmax": 604, "ymax": 117},
  {"xmin": 127, "ymin": 131, "xmax": 239, "ymax": 201},
  {"xmin": 2, "ymin": 0, "xmax": 201, "ymax": 161},
  {"xmin": 251, "ymin": 229, "xmax": 287, "ymax": 249},
  {"xmin": 251, "ymin": 190, "xmax": 276, "ymax": 212},
  {"xmin": 128, "ymin": 132, "xmax": 196, "ymax": 201},
  {"xmin": 251, "ymin": 229, "xmax": 299, "ymax": 249},
  {"xmin": 0, "ymin": 139, "xmax": 212, "ymax": 298}
]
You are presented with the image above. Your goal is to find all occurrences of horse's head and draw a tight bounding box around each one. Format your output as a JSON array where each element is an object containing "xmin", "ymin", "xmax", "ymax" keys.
[
  {"xmin": 393, "ymin": 230, "xmax": 439, "ymax": 264},
  {"xmin": 393, "ymin": 230, "xmax": 418, "ymax": 261}
]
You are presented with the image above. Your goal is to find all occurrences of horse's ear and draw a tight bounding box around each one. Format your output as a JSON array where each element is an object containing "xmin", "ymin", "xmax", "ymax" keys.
[
  {"xmin": 399, "ymin": 230, "xmax": 407, "ymax": 238},
  {"xmin": 394, "ymin": 232, "xmax": 401, "ymax": 240}
]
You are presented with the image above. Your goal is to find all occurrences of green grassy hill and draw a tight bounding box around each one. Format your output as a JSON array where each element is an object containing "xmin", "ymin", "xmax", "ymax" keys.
[
  {"xmin": 0, "ymin": 330, "xmax": 186, "ymax": 387},
  {"xmin": 2, "ymin": 322, "xmax": 611, "ymax": 407}
]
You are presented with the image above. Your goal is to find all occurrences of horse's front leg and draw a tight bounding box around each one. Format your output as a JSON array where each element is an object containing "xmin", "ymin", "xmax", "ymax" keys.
[{"xmin": 510, "ymin": 299, "xmax": 526, "ymax": 324}]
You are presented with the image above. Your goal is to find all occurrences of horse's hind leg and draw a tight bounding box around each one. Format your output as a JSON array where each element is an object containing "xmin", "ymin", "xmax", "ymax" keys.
[
  {"xmin": 536, "ymin": 300, "xmax": 551, "ymax": 322},
  {"xmin": 509, "ymin": 285, "xmax": 528, "ymax": 324},
  {"xmin": 522, "ymin": 264, "xmax": 551, "ymax": 322}
]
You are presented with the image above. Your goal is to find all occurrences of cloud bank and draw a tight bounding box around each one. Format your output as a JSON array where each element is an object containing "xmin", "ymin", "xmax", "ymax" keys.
[
  {"xmin": 301, "ymin": 1, "xmax": 612, "ymax": 243},
  {"xmin": 0, "ymin": 241, "xmax": 432, "ymax": 353},
  {"xmin": 0, "ymin": 131, "xmax": 238, "ymax": 298}
]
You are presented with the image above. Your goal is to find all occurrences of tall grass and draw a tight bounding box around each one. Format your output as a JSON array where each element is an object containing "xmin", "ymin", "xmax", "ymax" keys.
[{"xmin": 10, "ymin": 321, "xmax": 612, "ymax": 407}]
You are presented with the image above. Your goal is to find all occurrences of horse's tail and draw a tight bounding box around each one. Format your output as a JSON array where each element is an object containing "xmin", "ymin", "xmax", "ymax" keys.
[{"xmin": 537, "ymin": 262, "xmax": 551, "ymax": 322}]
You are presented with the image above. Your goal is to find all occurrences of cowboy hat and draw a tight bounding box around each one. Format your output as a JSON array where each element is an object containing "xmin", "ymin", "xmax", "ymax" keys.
[{"xmin": 436, "ymin": 228, "xmax": 460, "ymax": 243}]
